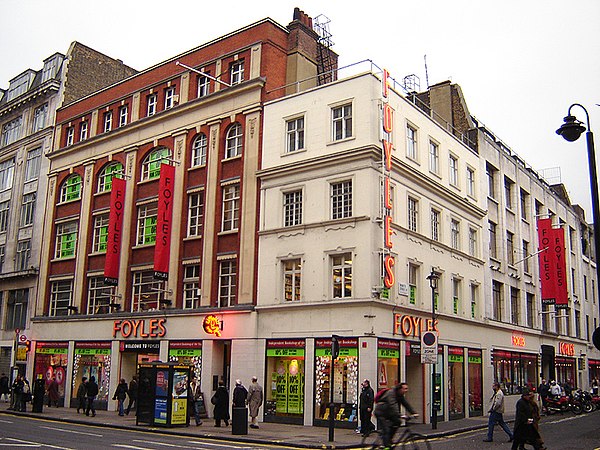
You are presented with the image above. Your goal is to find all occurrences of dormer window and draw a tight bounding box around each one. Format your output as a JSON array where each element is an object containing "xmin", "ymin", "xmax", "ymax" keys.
[
  {"xmin": 42, "ymin": 54, "xmax": 63, "ymax": 82},
  {"xmin": 7, "ymin": 72, "xmax": 34, "ymax": 102}
]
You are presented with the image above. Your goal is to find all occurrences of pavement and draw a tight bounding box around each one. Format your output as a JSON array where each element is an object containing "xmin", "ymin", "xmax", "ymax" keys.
[{"xmin": 0, "ymin": 403, "xmax": 509, "ymax": 449}]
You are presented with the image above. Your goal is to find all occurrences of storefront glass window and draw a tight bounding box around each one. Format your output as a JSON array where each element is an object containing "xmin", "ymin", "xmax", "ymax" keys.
[
  {"xmin": 467, "ymin": 349, "xmax": 483, "ymax": 416},
  {"xmin": 555, "ymin": 357, "xmax": 576, "ymax": 387},
  {"xmin": 315, "ymin": 338, "xmax": 358, "ymax": 424},
  {"xmin": 448, "ymin": 347, "xmax": 465, "ymax": 419},
  {"xmin": 72, "ymin": 342, "xmax": 111, "ymax": 404},
  {"xmin": 168, "ymin": 341, "xmax": 202, "ymax": 380},
  {"xmin": 492, "ymin": 350, "xmax": 538, "ymax": 394},
  {"xmin": 589, "ymin": 360, "xmax": 600, "ymax": 394},
  {"xmin": 34, "ymin": 342, "xmax": 69, "ymax": 406},
  {"xmin": 265, "ymin": 340, "xmax": 305, "ymax": 422},
  {"xmin": 377, "ymin": 339, "xmax": 400, "ymax": 389}
]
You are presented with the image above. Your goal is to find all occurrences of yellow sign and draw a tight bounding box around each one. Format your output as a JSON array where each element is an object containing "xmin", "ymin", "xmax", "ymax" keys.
[
  {"xmin": 203, "ymin": 315, "xmax": 221, "ymax": 337},
  {"xmin": 171, "ymin": 398, "xmax": 187, "ymax": 424}
]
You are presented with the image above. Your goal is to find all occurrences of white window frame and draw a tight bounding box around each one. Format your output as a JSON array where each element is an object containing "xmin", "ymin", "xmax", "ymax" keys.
[
  {"xmin": 132, "ymin": 271, "xmax": 162, "ymax": 312},
  {"xmin": 136, "ymin": 203, "xmax": 158, "ymax": 245},
  {"xmin": 1, "ymin": 117, "xmax": 23, "ymax": 146},
  {"xmin": 79, "ymin": 121, "xmax": 88, "ymax": 141},
  {"xmin": 331, "ymin": 180, "xmax": 352, "ymax": 220},
  {"xmin": 188, "ymin": 191, "xmax": 204, "ymax": 237},
  {"xmin": 92, "ymin": 213, "xmax": 109, "ymax": 253},
  {"xmin": 119, "ymin": 106, "xmax": 128, "ymax": 127},
  {"xmin": 0, "ymin": 158, "xmax": 15, "ymax": 191},
  {"xmin": 97, "ymin": 162, "xmax": 123, "ymax": 193},
  {"xmin": 191, "ymin": 134, "xmax": 207, "ymax": 167},
  {"xmin": 467, "ymin": 167, "xmax": 475, "ymax": 197},
  {"xmin": 19, "ymin": 192, "xmax": 36, "ymax": 227},
  {"xmin": 286, "ymin": 116, "xmax": 305, "ymax": 153},
  {"xmin": 197, "ymin": 75, "xmax": 210, "ymax": 97},
  {"xmin": 165, "ymin": 87, "xmax": 176, "ymax": 109},
  {"xmin": 283, "ymin": 259, "xmax": 302, "ymax": 302},
  {"xmin": 218, "ymin": 260, "xmax": 237, "ymax": 307},
  {"xmin": 183, "ymin": 264, "xmax": 200, "ymax": 309},
  {"xmin": 451, "ymin": 219, "xmax": 460, "ymax": 250},
  {"xmin": 429, "ymin": 140, "xmax": 439, "ymax": 174},
  {"xmin": 332, "ymin": 103, "xmax": 352, "ymax": 141},
  {"xmin": 468, "ymin": 228, "xmax": 477, "ymax": 257},
  {"xmin": 332, "ymin": 253, "xmax": 352, "ymax": 299},
  {"xmin": 103, "ymin": 111, "xmax": 113, "ymax": 132},
  {"xmin": 221, "ymin": 184, "xmax": 240, "ymax": 232},
  {"xmin": 230, "ymin": 61, "xmax": 244, "ymax": 85},
  {"xmin": 225, "ymin": 123, "xmax": 243, "ymax": 159},
  {"xmin": 25, "ymin": 147, "xmax": 41, "ymax": 181},
  {"xmin": 147, "ymin": 94, "xmax": 157, "ymax": 116},
  {"xmin": 408, "ymin": 196, "xmax": 418, "ymax": 232},
  {"xmin": 59, "ymin": 174, "xmax": 82, "ymax": 203},
  {"xmin": 431, "ymin": 208, "xmax": 440, "ymax": 242},
  {"xmin": 283, "ymin": 190, "xmax": 303, "ymax": 227},
  {"xmin": 66, "ymin": 126, "xmax": 74, "ymax": 146},
  {"xmin": 15, "ymin": 239, "xmax": 31, "ymax": 271},
  {"xmin": 141, "ymin": 147, "xmax": 171, "ymax": 181},
  {"xmin": 449, "ymin": 154, "xmax": 459, "ymax": 186},
  {"xmin": 406, "ymin": 124, "xmax": 418, "ymax": 160},
  {"xmin": 49, "ymin": 279, "xmax": 73, "ymax": 316},
  {"xmin": 87, "ymin": 277, "xmax": 113, "ymax": 314},
  {"xmin": 54, "ymin": 220, "xmax": 78, "ymax": 259},
  {"xmin": 32, "ymin": 104, "xmax": 48, "ymax": 132},
  {"xmin": 0, "ymin": 200, "xmax": 9, "ymax": 233}
]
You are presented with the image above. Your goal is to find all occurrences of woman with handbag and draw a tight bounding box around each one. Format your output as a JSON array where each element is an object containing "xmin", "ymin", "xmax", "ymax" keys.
[{"xmin": 212, "ymin": 380, "xmax": 229, "ymax": 427}]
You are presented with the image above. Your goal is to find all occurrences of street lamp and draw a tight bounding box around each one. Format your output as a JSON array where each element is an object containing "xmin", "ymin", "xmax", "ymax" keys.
[
  {"xmin": 556, "ymin": 104, "xmax": 600, "ymax": 324},
  {"xmin": 426, "ymin": 271, "xmax": 440, "ymax": 430}
]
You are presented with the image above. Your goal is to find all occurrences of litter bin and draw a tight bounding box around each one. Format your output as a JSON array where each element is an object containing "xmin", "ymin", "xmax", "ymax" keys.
[
  {"xmin": 32, "ymin": 378, "xmax": 45, "ymax": 413},
  {"xmin": 231, "ymin": 407, "xmax": 248, "ymax": 435}
]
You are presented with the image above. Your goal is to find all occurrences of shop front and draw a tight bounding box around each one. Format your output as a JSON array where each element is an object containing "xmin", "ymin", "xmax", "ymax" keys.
[
  {"xmin": 264, "ymin": 339, "xmax": 305, "ymax": 424},
  {"xmin": 34, "ymin": 341, "xmax": 68, "ymax": 407},
  {"xmin": 314, "ymin": 337, "xmax": 358, "ymax": 428},
  {"xmin": 448, "ymin": 346, "xmax": 465, "ymax": 420},
  {"xmin": 467, "ymin": 348, "xmax": 483, "ymax": 416},
  {"xmin": 71, "ymin": 342, "xmax": 111, "ymax": 409},
  {"xmin": 377, "ymin": 339, "xmax": 400, "ymax": 390},
  {"xmin": 492, "ymin": 349, "xmax": 538, "ymax": 394},
  {"xmin": 589, "ymin": 359, "xmax": 600, "ymax": 393},
  {"xmin": 556, "ymin": 341, "xmax": 577, "ymax": 387},
  {"xmin": 168, "ymin": 341, "xmax": 202, "ymax": 379},
  {"xmin": 119, "ymin": 340, "xmax": 161, "ymax": 386}
]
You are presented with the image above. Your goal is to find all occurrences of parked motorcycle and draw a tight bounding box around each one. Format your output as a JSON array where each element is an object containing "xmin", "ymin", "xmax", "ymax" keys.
[
  {"xmin": 545, "ymin": 395, "xmax": 571, "ymax": 414},
  {"xmin": 569, "ymin": 389, "xmax": 593, "ymax": 414},
  {"xmin": 591, "ymin": 394, "xmax": 600, "ymax": 411}
]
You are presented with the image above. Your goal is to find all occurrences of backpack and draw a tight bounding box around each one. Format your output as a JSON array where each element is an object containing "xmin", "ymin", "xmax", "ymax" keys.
[
  {"xmin": 373, "ymin": 388, "xmax": 390, "ymax": 417},
  {"xmin": 374, "ymin": 388, "xmax": 389, "ymax": 404}
]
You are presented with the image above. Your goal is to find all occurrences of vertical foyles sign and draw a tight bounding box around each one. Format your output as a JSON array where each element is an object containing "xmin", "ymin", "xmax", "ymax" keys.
[
  {"xmin": 537, "ymin": 218, "xmax": 568, "ymax": 308},
  {"xmin": 154, "ymin": 163, "xmax": 175, "ymax": 280},
  {"xmin": 104, "ymin": 177, "xmax": 126, "ymax": 285},
  {"xmin": 382, "ymin": 69, "xmax": 395, "ymax": 289}
]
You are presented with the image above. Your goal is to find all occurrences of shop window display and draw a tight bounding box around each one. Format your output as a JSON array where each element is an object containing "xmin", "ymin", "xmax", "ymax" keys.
[
  {"xmin": 492, "ymin": 350, "xmax": 537, "ymax": 394},
  {"xmin": 168, "ymin": 341, "xmax": 202, "ymax": 380},
  {"xmin": 314, "ymin": 338, "xmax": 358, "ymax": 426},
  {"xmin": 377, "ymin": 339, "xmax": 400, "ymax": 389},
  {"xmin": 34, "ymin": 342, "xmax": 69, "ymax": 406},
  {"xmin": 448, "ymin": 347, "xmax": 465, "ymax": 420},
  {"xmin": 71, "ymin": 343, "xmax": 111, "ymax": 405},
  {"xmin": 467, "ymin": 349, "xmax": 483, "ymax": 416},
  {"xmin": 555, "ymin": 357, "xmax": 576, "ymax": 387},
  {"xmin": 265, "ymin": 340, "xmax": 305, "ymax": 422}
]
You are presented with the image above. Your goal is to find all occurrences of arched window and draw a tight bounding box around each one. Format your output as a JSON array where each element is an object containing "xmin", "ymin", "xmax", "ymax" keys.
[
  {"xmin": 141, "ymin": 147, "xmax": 171, "ymax": 181},
  {"xmin": 224, "ymin": 123, "xmax": 242, "ymax": 159},
  {"xmin": 59, "ymin": 174, "xmax": 82, "ymax": 203},
  {"xmin": 97, "ymin": 161, "xmax": 124, "ymax": 193},
  {"xmin": 191, "ymin": 134, "xmax": 207, "ymax": 167}
]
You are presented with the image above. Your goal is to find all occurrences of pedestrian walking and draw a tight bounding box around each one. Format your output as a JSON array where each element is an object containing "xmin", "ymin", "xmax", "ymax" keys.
[
  {"xmin": 76, "ymin": 377, "xmax": 87, "ymax": 413},
  {"xmin": 47, "ymin": 376, "xmax": 60, "ymax": 407},
  {"xmin": 22, "ymin": 377, "xmax": 32, "ymax": 411},
  {"xmin": 247, "ymin": 376, "xmax": 263, "ymax": 429},
  {"xmin": 212, "ymin": 380, "xmax": 230, "ymax": 427},
  {"xmin": 549, "ymin": 380, "xmax": 561, "ymax": 398},
  {"xmin": 537, "ymin": 378, "xmax": 549, "ymax": 413},
  {"xmin": 189, "ymin": 375, "xmax": 203, "ymax": 426},
  {"xmin": 85, "ymin": 376, "xmax": 99, "ymax": 417},
  {"xmin": 483, "ymin": 382, "xmax": 513, "ymax": 442},
  {"xmin": 592, "ymin": 377, "xmax": 599, "ymax": 396},
  {"xmin": 126, "ymin": 375, "xmax": 138, "ymax": 415},
  {"xmin": 0, "ymin": 373, "xmax": 9, "ymax": 402},
  {"xmin": 232, "ymin": 379, "xmax": 247, "ymax": 407},
  {"xmin": 359, "ymin": 379, "xmax": 375, "ymax": 436},
  {"xmin": 511, "ymin": 387, "xmax": 545, "ymax": 450},
  {"xmin": 113, "ymin": 378, "xmax": 128, "ymax": 416},
  {"xmin": 11, "ymin": 375, "xmax": 24, "ymax": 412}
]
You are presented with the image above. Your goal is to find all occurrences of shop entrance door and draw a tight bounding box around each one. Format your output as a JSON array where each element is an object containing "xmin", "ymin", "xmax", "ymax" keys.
[
  {"xmin": 211, "ymin": 340, "xmax": 231, "ymax": 389},
  {"xmin": 541, "ymin": 345, "xmax": 555, "ymax": 381}
]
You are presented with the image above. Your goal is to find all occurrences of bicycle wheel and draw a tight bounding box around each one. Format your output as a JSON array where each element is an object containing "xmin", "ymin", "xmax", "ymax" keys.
[
  {"xmin": 360, "ymin": 429, "xmax": 386, "ymax": 449},
  {"xmin": 400, "ymin": 432, "xmax": 432, "ymax": 450}
]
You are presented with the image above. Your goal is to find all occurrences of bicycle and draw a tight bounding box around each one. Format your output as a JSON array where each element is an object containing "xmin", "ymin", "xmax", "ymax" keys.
[{"xmin": 361, "ymin": 415, "xmax": 431, "ymax": 450}]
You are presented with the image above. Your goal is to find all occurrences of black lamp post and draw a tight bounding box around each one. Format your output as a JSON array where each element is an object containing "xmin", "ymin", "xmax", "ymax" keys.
[
  {"xmin": 556, "ymin": 104, "xmax": 600, "ymax": 322},
  {"xmin": 426, "ymin": 271, "xmax": 440, "ymax": 429}
]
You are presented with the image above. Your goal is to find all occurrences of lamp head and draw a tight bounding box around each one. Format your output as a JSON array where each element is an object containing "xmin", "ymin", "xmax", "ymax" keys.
[
  {"xmin": 556, "ymin": 115, "xmax": 586, "ymax": 142},
  {"xmin": 426, "ymin": 271, "xmax": 440, "ymax": 289}
]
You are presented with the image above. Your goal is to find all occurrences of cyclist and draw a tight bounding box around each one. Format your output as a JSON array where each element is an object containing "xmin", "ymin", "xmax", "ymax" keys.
[{"xmin": 374, "ymin": 382, "xmax": 418, "ymax": 447}]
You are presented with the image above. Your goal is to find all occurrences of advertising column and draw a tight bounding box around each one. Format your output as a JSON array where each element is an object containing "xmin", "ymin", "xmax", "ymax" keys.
[{"xmin": 264, "ymin": 339, "xmax": 305, "ymax": 424}]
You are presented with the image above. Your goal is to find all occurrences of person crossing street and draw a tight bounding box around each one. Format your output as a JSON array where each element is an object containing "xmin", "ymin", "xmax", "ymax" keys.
[{"xmin": 483, "ymin": 382, "xmax": 513, "ymax": 442}]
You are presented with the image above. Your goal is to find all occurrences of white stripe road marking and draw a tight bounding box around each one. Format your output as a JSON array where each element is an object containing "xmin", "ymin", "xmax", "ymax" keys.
[
  {"xmin": 40, "ymin": 425, "xmax": 103, "ymax": 437},
  {"xmin": 187, "ymin": 441, "xmax": 257, "ymax": 449},
  {"xmin": 0, "ymin": 419, "xmax": 13, "ymax": 423},
  {"xmin": 133, "ymin": 440, "xmax": 182, "ymax": 447},
  {"xmin": 112, "ymin": 446, "xmax": 156, "ymax": 450},
  {"xmin": 1, "ymin": 437, "xmax": 73, "ymax": 449}
]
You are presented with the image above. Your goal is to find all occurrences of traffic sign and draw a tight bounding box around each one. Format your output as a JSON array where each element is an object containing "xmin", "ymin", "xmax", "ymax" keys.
[
  {"xmin": 18, "ymin": 334, "xmax": 28, "ymax": 343},
  {"xmin": 421, "ymin": 331, "xmax": 438, "ymax": 364}
]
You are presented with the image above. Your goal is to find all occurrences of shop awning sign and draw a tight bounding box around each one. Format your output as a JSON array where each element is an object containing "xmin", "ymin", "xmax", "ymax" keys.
[{"xmin": 420, "ymin": 331, "xmax": 438, "ymax": 364}]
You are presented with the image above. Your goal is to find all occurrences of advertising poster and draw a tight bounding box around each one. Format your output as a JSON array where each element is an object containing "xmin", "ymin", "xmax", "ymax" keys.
[
  {"xmin": 275, "ymin": 359, "xmax": 288, "ymax": 413},
  {"xmin": 154, "ymin": 398, "xmax": 167, "ymax": 424},
  {"xmin": 287, "ymin": 359, "xmax": 303, "ymax": 414},
  {"xmin": 172, "ymin": 371, "xmax": 188, "ymax": 398},
  {"xmin": 155, "ymin": 370, "xmax": 168, "ymax": 397},
  {"xmin": 171, "ymin": 398, "xmax": 187, "ymax": 425}
]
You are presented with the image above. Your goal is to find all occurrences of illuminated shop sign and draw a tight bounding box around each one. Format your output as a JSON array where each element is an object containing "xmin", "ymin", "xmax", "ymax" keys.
[
  {"xmin": 558, "ymin": 342, "xmax": 575, "ymax": 356},
  {"xmin": 203, "ymin": 315, "xmax": 222, "ymax": 337},
  {"xmin": 113, "ymin": 318, "xmax": 166, "ymax": 338},
  {"xmin": 511, "ymin": 332, "xmax": 526, "ymax": 347},
  {"xmin": 378, "ymin": 339, "xmax": 400, "ymax": 358},
  {"xmin": 393, "ymin": 313, "xmax": 438, "ymax": 338},
  {"xmin": 381, "ymin": 69, "xmax": 395, "ymax": 289},
  {"xmin": 169, "ymin": 341, "xmax": 202, "ymax": 357}
]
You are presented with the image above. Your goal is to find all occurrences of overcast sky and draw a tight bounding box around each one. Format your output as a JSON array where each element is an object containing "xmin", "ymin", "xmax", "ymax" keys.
[{"xmin": 2, "ymin": 0, "xmax": 599, "ymax": 218}]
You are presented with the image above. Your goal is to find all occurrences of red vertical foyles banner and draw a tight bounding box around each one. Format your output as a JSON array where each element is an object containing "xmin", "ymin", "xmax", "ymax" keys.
[
  {"xmin": 551, "ymin": 227, "xmax": 568, "ymax": 308},
  {"xmin": 104, "ymin": 177, "xmax": 126, "ymax": 285},
  {"xmin": 537, "ymin": 218, "xmax": 556, "ymax": 305},
  {"xmin": 154, "ymin": 163, "xmax": 175, "ymax": 280}
]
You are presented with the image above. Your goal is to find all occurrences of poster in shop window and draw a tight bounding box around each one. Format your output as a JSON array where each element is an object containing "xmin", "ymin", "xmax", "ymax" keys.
[
  {"xmin": 275, "ymin": 360, "xmax": 288, "ymax": 413},
  {"xmin": 287, "ymin": 359, "xmax": 303, "ymax": 414}
]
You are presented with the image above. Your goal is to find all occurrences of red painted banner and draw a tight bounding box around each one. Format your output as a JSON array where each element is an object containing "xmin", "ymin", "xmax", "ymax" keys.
[
  {"xmin": 551, "ymin": 227, "xmax": 568, "ymax": 308},
  {"xmin": 154, "ymin": 164, "xmax": 175, "ymax": 279},
  {"xmin": 537, "ymin": 218, "xmax": 556, "ymax": 305},
  {"xmin": 104, "ymin": 177, "xmax": 126, "ymax": 285}
]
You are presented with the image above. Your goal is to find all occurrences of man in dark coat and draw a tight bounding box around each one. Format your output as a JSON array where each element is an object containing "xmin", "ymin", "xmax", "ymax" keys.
[
  {"xmin": 126, "ymin": 375, "xmax": 138, "ymax": 415},
  {"xmin": 359, "ymin": 379, "xmax": 375, "ymax": 436},
  {"xmin": 0, "ymin": 373, "xmax": 9, "ymax": 402},
  {"xmin": 213, "ymin": 380, "xmax": 230, "ymax": 427},
  {"xmin": 511, "ymin": 387, "xmax": 544, "ymax": 450},
  {"xmin": 85, "ymin": 376, "xmax": 99, "ymax": 417}
]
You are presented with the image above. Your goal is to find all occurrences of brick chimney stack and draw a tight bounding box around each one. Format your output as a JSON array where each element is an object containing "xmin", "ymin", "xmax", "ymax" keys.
[{"xmin": 285, "ymin": 7, "xmax": 321, "ymax": 93}]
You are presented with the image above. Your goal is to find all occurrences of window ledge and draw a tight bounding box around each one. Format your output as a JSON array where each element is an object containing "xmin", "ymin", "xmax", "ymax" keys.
[
  {"xmin": 221, "ymin": 155, "xmax": 242, "ymax": 163},
  {"xmin": 218, "ymin": 229, "xmax": 239, "ymax": 236},
  {"xmin": 326, "ymin": 136, "xmax": 355, "ymax": 146}
]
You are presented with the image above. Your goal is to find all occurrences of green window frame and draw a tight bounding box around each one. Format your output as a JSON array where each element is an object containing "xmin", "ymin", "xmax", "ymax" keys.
[
  {"xmin": 60, "ymin": 174, "xmax": 82, "ymax": 202},
  {"xmin": 55, "ymin": 221, "xmax": 78, "ymax": 259},
  {"xmin": 142, "ymin": 147, "xmax": 171, "ymax": 181},
  {"xmin": 98, "ymin": 162, "xmax": 123, "ymax": 193},
  {"xmin": 136, "ymin": 203, "xmax": 157, "ymax": 245}
]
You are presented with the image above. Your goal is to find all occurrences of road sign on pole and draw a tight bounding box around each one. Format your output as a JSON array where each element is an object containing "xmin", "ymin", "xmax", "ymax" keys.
[{"xmin": 421, "ymin": 331, "xmax": 438, "ymax": 364}]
